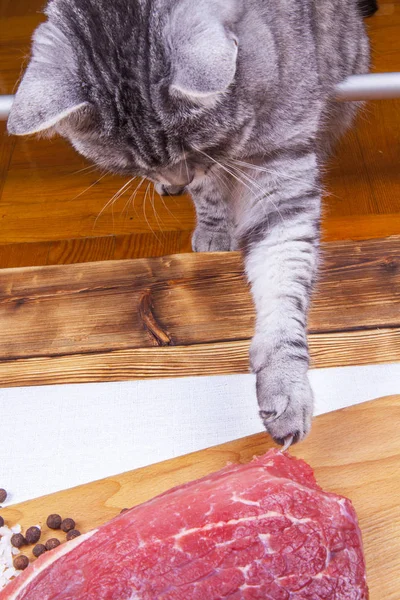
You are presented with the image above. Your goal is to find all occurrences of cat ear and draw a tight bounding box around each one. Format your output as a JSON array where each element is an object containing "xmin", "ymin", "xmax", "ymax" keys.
[
  {"xmin": 7, "ymin": 66, "xmax": 87, "ymax": 135},
  {"xmin": 7, "ymin": 23, "xmax": 88, "ymax": 136},
  {"xmin": 168, "ymin": 3, "xmax": 238, "ymax": 104}
]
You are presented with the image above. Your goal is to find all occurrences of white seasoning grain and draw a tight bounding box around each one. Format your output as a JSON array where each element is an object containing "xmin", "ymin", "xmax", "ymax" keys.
[{"xmin": 0, "ymin": 524, "xmax": 23, "ymax": 591}]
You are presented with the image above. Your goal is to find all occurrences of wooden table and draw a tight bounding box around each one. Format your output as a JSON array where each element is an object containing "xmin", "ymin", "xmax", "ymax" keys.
[
  {"xmin": 0, "ymin": 3, "xmax": 399, "ymax": 597},
  {"xmin": 0, "ymin": 234, "xmax": 397, "ymax": 598}
]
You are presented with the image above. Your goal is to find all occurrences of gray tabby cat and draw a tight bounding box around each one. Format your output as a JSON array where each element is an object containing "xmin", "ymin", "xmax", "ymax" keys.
[{"xmin": 8, "ymin": 0, "xmax": 372, "ymax": 445}]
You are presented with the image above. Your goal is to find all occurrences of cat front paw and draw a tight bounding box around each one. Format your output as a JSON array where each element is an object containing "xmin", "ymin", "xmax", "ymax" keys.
[
  {"xmin": 191, "ymin": 227, "xmax": 233, "ymax": 252},
  {"xmin": 255, "ymin": 362, "xmax": 314, "ymax": 446}
]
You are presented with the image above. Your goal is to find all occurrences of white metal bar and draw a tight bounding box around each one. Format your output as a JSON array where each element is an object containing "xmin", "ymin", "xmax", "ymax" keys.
[
  {"xmin": 335, "ymin": 72, "xmax": 400, "ymax": 101},
  {"xmin": 0, "ymin": 95, "xmax": 14, "ymax": 120}
]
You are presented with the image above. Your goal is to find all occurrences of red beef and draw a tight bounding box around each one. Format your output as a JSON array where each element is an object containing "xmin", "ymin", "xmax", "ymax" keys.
[{"xmin": 1, "ymin": 450, "xmax": 368, "ymax": 599}]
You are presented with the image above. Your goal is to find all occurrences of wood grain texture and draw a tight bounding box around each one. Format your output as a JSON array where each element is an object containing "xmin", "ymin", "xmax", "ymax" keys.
[
  {"xmin": 1, "ymin": 395, "xmax": 399, "ymax": 600},
  {"xmin": 0, "ymin": 236, "xmax": 398, "ymax": 387},
  {"xmin": 0, "ymin": 2, "xmax": 399, "ymax": 266},
  {"xmin": 322, "ymin": 214, "xmax": 400, "ymax": 243},
  {"xmin": 0, "ymin": 231, "xmax": 193, "ymax": 269},
  {"xmin": 0, "ymin": 328, "xmax": 398, "ymax": 388}
]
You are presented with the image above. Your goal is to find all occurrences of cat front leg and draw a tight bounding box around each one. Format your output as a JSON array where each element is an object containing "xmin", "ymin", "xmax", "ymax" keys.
[
  {"xmin": 236, "ymin": 150, "xmax": 321, "ymax": 445},
  {"xmin": 189, "ymin": 173, "xmax": 235, "ymax": 252}
]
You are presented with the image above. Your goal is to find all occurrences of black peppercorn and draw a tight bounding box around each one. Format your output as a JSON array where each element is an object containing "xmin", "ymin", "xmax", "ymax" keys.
[
  {"xmin": 60, "ymin": 518, "xmax": 75, "ymax": 533},
  {"xmin": 0, "ymin": 489, "xmax": 7, "ymax": 504},
  {"xmin": 25, "ymin": 526, "xmax": 41, "ymax": 545},
  {"xmin": 46, "ymin": 514, "xmax": 62, "ymax": 529},
  {"xmin": 11, "ymin": 533, "xmax": 26, "ymax": 548},
  {"xmin": 45, "ymin": 538, "xmax": 61, "ymax": 551},
  {"xmin": 66, "ymin": 529, "xmax": 81, "ymax": 541},
  {"xmin": 0, "ymin": 515, "xmax": 4, "ymax": 527},
  {"xmin": 13, "ymin": 555, "xmax": 29, "ymax": 570},
  {"xmin": 32, "ymin": 543, "xmax": 47, "ymax": 558}
]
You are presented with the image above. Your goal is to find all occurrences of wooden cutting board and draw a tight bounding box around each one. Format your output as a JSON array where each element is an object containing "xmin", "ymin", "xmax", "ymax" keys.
[{"xmin": 1, "ymin": 395, "xmax": 399, "ymax": 599}]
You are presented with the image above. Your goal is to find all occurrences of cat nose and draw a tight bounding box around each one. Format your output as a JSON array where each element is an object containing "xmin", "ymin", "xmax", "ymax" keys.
[
  {"xmin": 156, "ymin": 183, "xmax": 186, "ymax": 196},
  {"xmin": 156, "ymin": 161, "xmax": 194, "ymax": 193}
]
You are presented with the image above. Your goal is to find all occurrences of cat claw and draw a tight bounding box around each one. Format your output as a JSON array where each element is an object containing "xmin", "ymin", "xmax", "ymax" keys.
[
  {"xmin": 280, "ymin": 435, "xmax": 294, "ymax": 452},
  {"xmin": 259, "ymin": 410, "xmax": 278, "ymax": 424}
]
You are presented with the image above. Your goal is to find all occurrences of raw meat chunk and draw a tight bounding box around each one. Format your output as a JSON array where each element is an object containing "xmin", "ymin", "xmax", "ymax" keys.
[{"xmin": 0, "ymin": 450, "xmax": 368, "ymax": 599}]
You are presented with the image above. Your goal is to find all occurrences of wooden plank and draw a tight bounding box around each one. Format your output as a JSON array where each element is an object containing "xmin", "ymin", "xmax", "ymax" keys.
[
  {"xmin": 0, "ymin": 242, "xmax": 52, "ymax": 269},
  {"xmin": 0, "ymin": 231, "xmax": 193, "ymax": 269},
  {"xmin": 322, "ymin": 213, "xmax": 400, "ymax": 243},
  {"xmin": 0, "ymin": 160, "xmax": 196, "ymax": 243},
  {"xmin": 0, "ymin": 328, "xmax": 398, "ymax": 388},
  {"xmin": 0, "ymin": 237, "xmax": 398, "ymax": 356},
  {"xmin": 0, "ymin": 236, "xmax": 398, "ymax": 387},
  {"xmin": 1, "ymin": 395, "xmax": 399, "ymax": 600},
  {"xmin": 0, "ymin": 123, "xmax": 16, "ymax": 202},
  {"xmin": 2, "ymin": 212, "xmax": 399, "ymax": 270},
  {"xmin": 113, "ymin": 230, "xmax": 192, "ymax": 261},
  {"xmin": 0, "ymin": 213, "xmax": 398, "ymax": 270}
]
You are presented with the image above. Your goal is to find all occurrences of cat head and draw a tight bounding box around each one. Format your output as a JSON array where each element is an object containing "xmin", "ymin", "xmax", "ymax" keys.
[{"xmin": 8, "ymin": 0, "xmax": 252, "ymax": 193}]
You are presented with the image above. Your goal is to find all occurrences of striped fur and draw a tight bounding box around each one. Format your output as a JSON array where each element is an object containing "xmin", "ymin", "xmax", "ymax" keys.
[{"xmin": 7, "ymin": 0, "xmax": 371, "ymax": 444}]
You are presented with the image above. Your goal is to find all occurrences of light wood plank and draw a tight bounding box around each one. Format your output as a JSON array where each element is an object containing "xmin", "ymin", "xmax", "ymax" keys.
[{"xmin": 1, "ymin": 396, "xmax": 399, "ymax": 600}]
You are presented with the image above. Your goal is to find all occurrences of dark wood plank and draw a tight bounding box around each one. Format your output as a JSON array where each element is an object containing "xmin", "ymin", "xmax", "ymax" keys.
[
  {"xmin": 0, "ymin": 328, "xmax": 398, "ymax": 388},
  {"xmin": 0, "ymin": 237, "xmax": 398, "ymax": 386}
]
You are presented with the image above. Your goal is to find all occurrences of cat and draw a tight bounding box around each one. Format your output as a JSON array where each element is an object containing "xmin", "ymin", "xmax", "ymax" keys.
[
  {"xmin": 7, "ymin": 0, "xmax": 373, "ymax": 445},
  {"xmin": 359, "ymin": 0, "xmax": 378, "ymax": 17}
]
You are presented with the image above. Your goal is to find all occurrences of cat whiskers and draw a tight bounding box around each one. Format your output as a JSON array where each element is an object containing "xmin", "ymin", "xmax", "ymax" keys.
[
  {"xmin": 71, "ymin": 172, "xmax": 108, "ymax": 201},
  {"xmin": 142, "ymin": 181, "xmax": 162, "ymax": 244},
  {"xmin": 71, "ymin": 164, "xmax": 99, "ymax": 176},
  {"xmin": 229, "ymin": 158, "xmax": 309, "ymax": 188},
  {"xmin": 193, "ymin": 147, "xmax": 274, "ymax": 231},
  {"xmin": 181, "ymin": 143, "xmax": 191, "ymax": 186},
  {"xmin": 193, "ymin": 148, "xmax": 273, "ymax": 239},
  {"xmin": 153, "ymin": 187, "xmax": 183, "ymax": 227},
  {"xmin": 193, "ymin": 146, "xmax": 259, "ymax": 199},
  {"xmin": 150, "ymin": 183, "xmax": 166, "ymax": 239},
  {"xmin": 229, "ymin": 157, "xmax": 323, "ymax": 224},
  {"xmin": 93, "ymin": 177, "xmax": 135, "ymax": 229},
  {"xmin": 226, "ymin": 163, "xmax": 276, "ymax": 232},
  {"xmin": 226, "ymin": 160, "xmax": 285, "ymax": 226},
  {"xmin": 211, "ymin": 168, "xmax": 231, "ymax": 194},
  {"xmin": 122, "ymin": 177, "xmax": 146, "ymax": 220}
]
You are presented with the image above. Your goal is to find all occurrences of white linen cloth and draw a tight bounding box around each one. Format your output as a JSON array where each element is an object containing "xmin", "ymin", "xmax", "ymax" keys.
[{"xmin": 0, "ymin": 362, "xmax": 399, "ymax": 505}]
